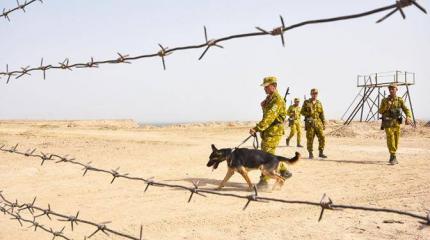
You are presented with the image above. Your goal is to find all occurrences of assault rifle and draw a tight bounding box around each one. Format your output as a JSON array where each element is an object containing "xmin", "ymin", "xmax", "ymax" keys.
[{"xmin": 283, "ymin": 87, "xmax": 290, "ymax": 102}]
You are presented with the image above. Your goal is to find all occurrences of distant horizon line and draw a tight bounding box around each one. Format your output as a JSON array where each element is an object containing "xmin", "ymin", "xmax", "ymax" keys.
[{"xmin": 0, "ymin": 118, "xmax": 428, "ymax": 125}]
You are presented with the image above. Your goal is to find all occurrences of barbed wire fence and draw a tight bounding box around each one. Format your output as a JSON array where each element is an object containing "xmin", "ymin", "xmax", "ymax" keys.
[
  {"xmin": 1, "ymin": 1, "xmax": 429, "ymax": 239},
  {"xmin": 0, "ymin": 0, "xmax": 427, "ymax": 83},
  {"xmin": 0, "ymin": 191, "xmax": 144, "ymax": 240},
  {"xmin": 1, "ymin": 0, "xmax": 43, "ymax": 22},
  {"xmin": 1, "ymin": 144, "xmax": 429, "ymax": 227}
]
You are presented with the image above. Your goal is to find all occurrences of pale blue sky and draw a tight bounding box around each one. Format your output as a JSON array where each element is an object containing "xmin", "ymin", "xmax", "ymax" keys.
[{"xmin": 1, "ymin": 0, "xmax": 429, "ymax": 123}]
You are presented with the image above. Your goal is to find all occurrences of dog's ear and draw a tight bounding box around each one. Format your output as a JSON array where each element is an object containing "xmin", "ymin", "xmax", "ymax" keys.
[{"xmin": 211, "ymin": 144, "xmax": 217, "ymax": 152}]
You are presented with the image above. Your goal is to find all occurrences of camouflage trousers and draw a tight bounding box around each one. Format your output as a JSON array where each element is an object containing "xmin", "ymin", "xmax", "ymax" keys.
[
  {"xmin": 385, "ymin": 125, "xmax": 400, "ymax": 155},
  {"xmin": 287, "ymin": 121, "xmax": 302, "ymax": 145},
  {"xmin": 305, "ymin": 126, "xmax": 325, "ymax": 152},
  {"xmin": 260, "ymin": 134, "xmax": 286, "ymax": 182}
]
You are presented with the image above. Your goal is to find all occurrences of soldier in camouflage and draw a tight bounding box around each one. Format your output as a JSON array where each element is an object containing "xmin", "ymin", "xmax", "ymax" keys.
[
  {"xmin": 286, "ymin": 98, "xmax": 303, "ymax": 148},
  {"xmin": 301, "ymin": 88, "xmax": 327, "ymax": 159},
  {"xmin": 249, "ymin": 76, "xmax": 292, "ymax": 189},
  {"xmin": 378, "ymin": 83, "xmax": 412, "ymax": 165}
]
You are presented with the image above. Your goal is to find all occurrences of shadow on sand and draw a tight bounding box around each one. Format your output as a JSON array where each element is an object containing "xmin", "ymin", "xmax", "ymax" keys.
[
  {"xmin": 307, "ymin": 158, "xmax": 388, "ymax": 165},
  {"xmin": 164, "ymin": 177, "xmax": 253, "ymax": 192}
]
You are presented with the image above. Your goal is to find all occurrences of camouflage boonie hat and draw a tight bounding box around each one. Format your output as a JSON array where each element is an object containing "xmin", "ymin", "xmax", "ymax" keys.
[
  {"xmin": 294, "ymin": 98, "xmax": 300, "ymax": 102},
  {"xmin": 388, "ymin": 83, "xmax": 398, "ymax": 89},
  {"xmin": 311, "ymin": 88, "xmax": 318, "ymax": 94},
  {"xmin": 260, "ymin": 76, "xmax": 277, "ymax": 87}
]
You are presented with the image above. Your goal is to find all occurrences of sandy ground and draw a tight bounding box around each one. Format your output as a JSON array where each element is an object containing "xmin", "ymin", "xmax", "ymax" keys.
[{"xmin": 0, "ymin": 120, "xmax": 429, "ymax": 240}]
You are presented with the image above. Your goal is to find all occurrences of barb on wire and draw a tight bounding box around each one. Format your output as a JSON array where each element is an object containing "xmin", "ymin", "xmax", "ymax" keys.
[
  {"xmin": 28, "ymin": 216, "xmax": 44, "ymax": 231},
  {"xmin": 4, "ymin": 64, "xmax": 14, "ymax": 84},
  {"xmin": 82, "ymin": 161, "xmax": 94, "ymax": 176},
  {"xmin": 39, "ymin": 58, "xmax": 48, "ymax": 79},
  {"xmin": 0, "ymin": 192, "xmax": 144, "ymax": 240},
  {"xmin": 57, "ymin": 211, "xmax": 79, "ymax": 231},
  {"xmin": 6, "ymin": 198, "xmax": 19, "ymax": 213},
  {"xmin": 58, "ymin": 58, "xmax": 72, "ymax": 71},
  {"xmin": 10, "ymin": 211, "xmax": 24, "ymax": 226},
  {"xmin": 55, "ymin": 155, "xmax": 74, "ymax": 164},
  {"xmin": 376, "ymin": 0, "xmax": 427, "ymax": 23},
  {"xmin": 1, "ymin": 0, "xmax": 43, "ymax": 22},
  {"xmin": 50, "ymin": 226, "xmax": 66, "ymax": 240},
  {"xmin": 144, "ymin": 177, "xmax": 155, "ymax": 192},
  {"xmin": 87, "ymin": 221, "xmax": 111, "ymax": 238},
  {"xmin": 110, "ymin": 167, "xmax": 129, "ymax": 184},
  {"xmin": 188, "ymin": 180, "xmax": 207, "ymax": 203},
  {"xmin": 256, "ymin": 15, "xmax": 286, "ymax": 47},
  {"xmin": 198, "ymin": 26, "xmax": 224, "ymax": 60},
  {"xmin": 318, "ymin": 193, "xmax": 333, "ymax": 222},
  {"xmin": 40, "ymin": 152, "xmax": 53, "ymax": 165},
  {"xmin": 157, "ymin": 44, "xmax": 171, "ymax": 70},
  {"xmin": 1, "ymin": 144, "xmax": 429, "ymax": 226},
  {"xmin": 34, "ymin": 203, "xmax": 52, "ymax": 219},
  {"xmin": 18, "ymin": 196, "xmax": 37, "ymax": 214},
  {"xmin": 1, "ymin": 1, "xmax": 427, "ymax": 82},
  {"xmin": 242, "ymin": 185, "xmax": 267, "ymax": 210},
  {"xmin": 116, "ymin": 52, "xmax": 131, "ymax": 64}
]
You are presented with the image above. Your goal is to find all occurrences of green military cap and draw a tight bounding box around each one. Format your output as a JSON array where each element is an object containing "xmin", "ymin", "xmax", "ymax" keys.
[
  {"xmin": 311, "ymin": 88, "xmax": 318, "ymax": 94},
  {"xmin": 388, "ymin": 83, "xmax": 398, "ymax": 89},
  {"xmin": 260, "ymin": 76, "xmax": 277, "ymax": 87},
  {"xmin": 294, "ymin": 98, "xmax": 300, "ymax": 102}
]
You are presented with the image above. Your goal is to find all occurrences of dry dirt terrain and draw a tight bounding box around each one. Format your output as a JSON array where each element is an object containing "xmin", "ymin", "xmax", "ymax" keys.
[{"xmin": 0, "ymin": 120, "xmax": 429, "ymax": 240}]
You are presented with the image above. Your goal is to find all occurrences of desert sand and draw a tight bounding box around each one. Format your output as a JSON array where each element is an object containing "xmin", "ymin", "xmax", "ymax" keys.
[{"xmin": 0, "ymin": 120, "xmax": 429, "ymax": 240}]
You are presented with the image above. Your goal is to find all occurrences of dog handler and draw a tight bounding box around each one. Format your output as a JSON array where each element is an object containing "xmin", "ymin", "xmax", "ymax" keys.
[
  {"xmin": 249, "ymin": 76, "xmax": 292, "ymax": 189},
  {"xmin": 378, "ymin": 83, "xmax": 412, "ymax": 165}
]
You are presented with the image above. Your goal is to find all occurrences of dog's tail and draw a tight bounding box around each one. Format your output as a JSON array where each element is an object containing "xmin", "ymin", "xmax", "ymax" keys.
[{"xmin": 277, "ymin": 152, "xmax": 301, "ymax": 164}]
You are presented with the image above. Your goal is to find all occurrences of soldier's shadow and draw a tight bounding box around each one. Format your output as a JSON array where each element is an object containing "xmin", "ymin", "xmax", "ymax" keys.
[
  {"xmin": 165, "ymin": 177, "xmax": 253, "ymax": 192},
  {"xmin": 313, "ymin": 159, "xmax": 387, "ymax": 165}
]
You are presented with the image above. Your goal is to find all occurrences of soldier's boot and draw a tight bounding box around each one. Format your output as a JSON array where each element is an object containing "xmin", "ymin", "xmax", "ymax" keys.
[
  {"xmin": 286, "ymin": 138, "xmax": 290, "ymax": 146},
  {"xmin": 256, "ymin": 176, "xmax": 269, "ymax": 190},
  {"xmin": 319, "ymin": 150, "xmax": 328, "ymax": 159},
  {"xmin": 280, "ymin": 170, "xmax": 292, "ymax": 179},
  {"xmin": 297, "ymin": 144, "xmax": 304, "ymax": 148},
  {"xmin": 389, "ymin": 154, "xmax": 398, "ymax": 165},
  {"xmin": 308, "ymin": 151, "xmax": 314, "ymax": 159}
]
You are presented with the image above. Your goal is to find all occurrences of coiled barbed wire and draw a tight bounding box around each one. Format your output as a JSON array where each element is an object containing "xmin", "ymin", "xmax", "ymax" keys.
[
  {"xmin": 1, "ymin": 0, "xmax": 43, "ymax": 22},
  {"xmin": 0, "ymin": 0, "xmax": 427, "ymax": 83},
  {"xmin": 1, "ymin": 144, "xmax": 429, "ymax": 225}
]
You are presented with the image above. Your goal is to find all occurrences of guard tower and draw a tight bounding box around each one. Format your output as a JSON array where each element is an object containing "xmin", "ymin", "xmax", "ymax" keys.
[{"xmin": 342, "ymin": 71, "xmax": 416, "ymax": 125}]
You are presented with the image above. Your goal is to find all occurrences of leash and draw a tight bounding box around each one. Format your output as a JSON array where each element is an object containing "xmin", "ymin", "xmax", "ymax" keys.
[{"xmin": 235, "ymin": 134, "xmax": 259, "ymax": 150}]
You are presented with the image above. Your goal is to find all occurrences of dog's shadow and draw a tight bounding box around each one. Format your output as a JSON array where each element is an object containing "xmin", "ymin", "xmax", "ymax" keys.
[{"xmin": 165, "ymin": 177, "xmax": 252, "ymax": 192}]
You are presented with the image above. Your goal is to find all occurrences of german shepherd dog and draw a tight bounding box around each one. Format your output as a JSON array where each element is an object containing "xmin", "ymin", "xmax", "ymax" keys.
[{"xmin": 207, "ymin": 144, "xmax": 300, "ymax": 191}]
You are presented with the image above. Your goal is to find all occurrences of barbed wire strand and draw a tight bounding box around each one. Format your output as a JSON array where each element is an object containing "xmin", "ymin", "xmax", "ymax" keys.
[
  {"xmin": 0, "ymin": 0, "xmax": 427, "ymax": 83},
  {"xmin": 0, "ymin": 204, "xmax": 72, "ymax": 240},
  {"xmin": 1, "ymin": 0, "xmax": 43, "ymax": 22},
  {"xmin": 1, "ymin": 144, "xmax": 429, "ymax": 225},
  {"xmin": 0, "ymin": 191, "xmax": 144, "ymax": 240}
]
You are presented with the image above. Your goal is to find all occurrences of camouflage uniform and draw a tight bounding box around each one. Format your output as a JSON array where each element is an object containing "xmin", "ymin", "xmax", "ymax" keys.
[
  {"xmin": 255, "ymin": 90, "xmax": 287, "ymax": 155},
  {"xmin": 301, "ymin": 94, "xmax": 326, "ymax": 157},
  {"xmin": 378, "ymin": 93, "xmax": 411, "ymax": 160},
  {"xmin": 253, "ymin": 77, "xmax": 287, "ymax": 182},
  {"xmin": 286, "ymin": 103, "xmax": 302, "ymax": 146}
]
